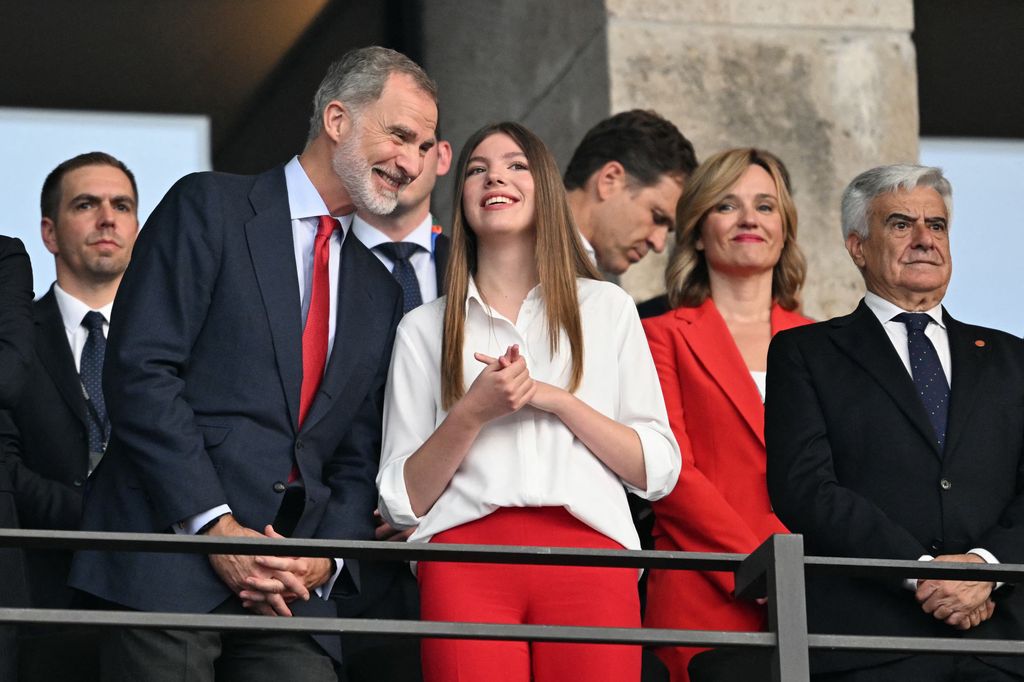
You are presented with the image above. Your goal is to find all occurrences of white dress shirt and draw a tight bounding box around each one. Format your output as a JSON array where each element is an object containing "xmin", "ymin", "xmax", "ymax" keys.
[
  {"xmin": 352, "ymin": 213, "xmax": 440, "ymax": 303},
  {"xmin": 52, "ymin": 283, "xmax": 113, "ymax": 370},
  {"xmin": 578, "ymin": 231, "xmax": 597, "ymax": 268},
  {"xmin": 180, "ymin": 156, "xmax": 349, "ymax": 597},
  {"xmin": 378, "ymin": 277, "xmax": 681, "ymax": 553},
  {"xmin": 863, "ymin": 291, "xmax": 1000, "ymax": 581}
]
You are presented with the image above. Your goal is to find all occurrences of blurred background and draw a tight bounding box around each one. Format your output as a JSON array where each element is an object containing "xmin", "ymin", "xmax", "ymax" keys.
[{"xmin": 1, "ymin": 0, "xmax": 1021, "ymax": 333}]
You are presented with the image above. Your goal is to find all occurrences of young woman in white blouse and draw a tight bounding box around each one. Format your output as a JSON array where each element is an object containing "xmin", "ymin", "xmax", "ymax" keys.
[{"xmin": 377, "ymin": 121, "xmax": 680, "ymax": 682}]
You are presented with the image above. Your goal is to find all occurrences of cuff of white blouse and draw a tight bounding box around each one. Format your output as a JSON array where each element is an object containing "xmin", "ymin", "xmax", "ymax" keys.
[
  {"xmin": 625, "ymin": 426, "xmax": 681, "ymax": 501},
  {"xmin": 377, "ymin": 458, "xmax": 424, "ymax": 530}
]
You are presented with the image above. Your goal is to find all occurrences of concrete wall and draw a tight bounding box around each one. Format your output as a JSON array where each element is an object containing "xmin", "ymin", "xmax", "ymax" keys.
[{"xmin": 420, "ymin": 0, "xmax": 919, "ymax": 319}]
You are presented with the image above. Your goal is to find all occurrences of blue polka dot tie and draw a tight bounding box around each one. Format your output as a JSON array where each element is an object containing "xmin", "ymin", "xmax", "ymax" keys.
[
  {"xmin": 895, "ymin": 312, "xmax": 949, "ymax": 451},
  {"xmin": 375, "ymin": 241, "xmax": 424, "ymax": 314},
  {"xmin": 80, "ymin": 310, "xmax": 110, "ymax": 465}
]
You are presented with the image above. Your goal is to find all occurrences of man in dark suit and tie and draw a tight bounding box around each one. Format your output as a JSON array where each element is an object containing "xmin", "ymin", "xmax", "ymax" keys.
[
  {"xmin": 767, "ymin": 164, "xmax": 1024, "ymax": 680},
  {"xmin": 1, "ymin": 152, "xmax": 139, "ymax": 682},
  {"xmin": 345, "ymin": 130, "xmax": 452, "ymax": 681},
  {"xmin": 69, "ymin": 47, "xmax": 438, "ymax": 682}
]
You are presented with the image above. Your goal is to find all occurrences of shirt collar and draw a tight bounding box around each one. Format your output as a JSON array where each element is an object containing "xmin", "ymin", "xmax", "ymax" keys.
[
  {"xmin": 464, "ymin": 276, "xmax": 544, "ymax": 317},
  {"xmin": 283, "ymin": 156, "xmax": 353, "ymax": 234},
  {"xmin": 351, "ymin": 212, "xmax": 435, "ymax": 253},
  {"xmin": 864, "ymin": 290, "xmax": 945, "ymax": 329},
  {"xmin": 52, "ymin": 282, "xmax": 114, "ymax": 333},
  {"xmin": 577, "ymin": 230, "xmax": 597, "ymax": 267}
]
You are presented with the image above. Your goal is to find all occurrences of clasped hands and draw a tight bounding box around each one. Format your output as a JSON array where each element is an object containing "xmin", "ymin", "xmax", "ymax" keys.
[
  {"xmin": 915, "ymin": 553, "xmax": 996, "ymax": 631},
  {"xmin": 206, "ymin": 513, "xmax": 332, "ymax": 617},
  {"xmin": 464, "ymin": 344, "xmax": 563, "ymax": 423}
]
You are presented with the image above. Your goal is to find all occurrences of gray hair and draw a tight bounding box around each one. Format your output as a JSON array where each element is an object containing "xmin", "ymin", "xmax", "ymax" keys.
[
  {"xmin": 840, "ymin": 164, "xmax": 953, "ymax": 239},
  {"xmin": 305, "ymin": 46, "xmax": 437, "ymax": 146}
]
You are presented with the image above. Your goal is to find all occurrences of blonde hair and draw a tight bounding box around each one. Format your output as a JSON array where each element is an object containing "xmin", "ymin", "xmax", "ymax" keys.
[
  {"xmin": 665, "ymin": 148, "xmax": 806, "ymax": 311},
  {"xmin": 441, "ymin": 122, "xmax": 600, "ymax": 410}
]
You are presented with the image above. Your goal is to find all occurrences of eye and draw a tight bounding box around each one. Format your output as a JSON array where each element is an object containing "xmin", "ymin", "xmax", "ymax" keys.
[
  {"xmin": 510, "ymin": 161, "xmax": 529, "ymax": 171},
  {"xmin": 74, "ymin": 201, "xmax": 93, "ymax": 210},
  {"xmin": 715, "ymin": 202, "xmax": 735, "ymax": 213},
  {"xmin": 466, "ymin": 165, "xmax": 485, "ymax": 177},
  {"xmin": 892, "ymin": 220, "xmax": 910, "ymax": 231},
  {"xmin": 757, "ymin": 202, "xmax": 775, "ymax": 213},
  {"xmin": 115, "ymin": 202, "xmax": 132, "ymax": 212}
]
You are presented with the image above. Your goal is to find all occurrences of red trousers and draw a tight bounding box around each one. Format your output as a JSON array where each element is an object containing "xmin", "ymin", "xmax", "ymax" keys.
[{"xmin": 419, "ymin": 507, "xmax": 641, "ymax": 682}]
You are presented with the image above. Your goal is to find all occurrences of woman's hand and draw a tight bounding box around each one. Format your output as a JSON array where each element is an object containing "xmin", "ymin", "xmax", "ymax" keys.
[
  {"xmin": 528, "ymin": 380, "xmax": 568, "ymax": 415},
  {"xmin": 462, "ymin": 344, "xmax": 536, "ymax": 426}
]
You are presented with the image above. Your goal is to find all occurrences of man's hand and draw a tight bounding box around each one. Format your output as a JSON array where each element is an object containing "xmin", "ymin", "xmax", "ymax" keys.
[
  {"xmin": 915, "ymin": 553, "xmax": 996, "ymax": 629},
  {"xmin": 374, "ymin": 508, "xmax": 413, "ymax": 541},
  {"xmin": 237, "ymin": 525, "xmax": 333, "ymax": 616}
]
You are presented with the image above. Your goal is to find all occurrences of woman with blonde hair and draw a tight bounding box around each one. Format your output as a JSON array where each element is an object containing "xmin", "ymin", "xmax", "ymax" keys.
[
  {"xmin": 642, "ymin": 148, "xmax": 812, "ymax": 681},
  {"xmin": 377, "ymin": 121, "xmax": 680, "ymax": 682}
]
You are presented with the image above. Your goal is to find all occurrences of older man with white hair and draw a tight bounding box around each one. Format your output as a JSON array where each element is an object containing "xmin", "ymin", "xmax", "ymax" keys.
[{"xmin": 766, "ymin": 164, "xmax": 1024, "ymax": 681}]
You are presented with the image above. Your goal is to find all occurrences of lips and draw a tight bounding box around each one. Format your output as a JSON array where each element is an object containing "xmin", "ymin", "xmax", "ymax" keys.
[
  {"xmin": 373, "ymin": 167, "xmax": 409, "ymax": 192},
  {"xmin": 732, "ymin": 234, "xmax": 765, "ymax": 243}
]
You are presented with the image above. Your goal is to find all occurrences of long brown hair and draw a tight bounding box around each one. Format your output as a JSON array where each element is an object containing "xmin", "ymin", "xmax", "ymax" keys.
[
  {"xmin": 441, "ymin": 122, "xmax": 599, "ymax": 410},
  {"xmin": 665, "ymin": 148, "xmax": 806, "ymax": 311}
]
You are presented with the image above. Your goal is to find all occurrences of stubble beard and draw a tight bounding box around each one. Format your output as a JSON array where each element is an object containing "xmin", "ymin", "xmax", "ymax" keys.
[{"xmin": 332, "ymin": 131, "xmax": 399, "ymax": 217}]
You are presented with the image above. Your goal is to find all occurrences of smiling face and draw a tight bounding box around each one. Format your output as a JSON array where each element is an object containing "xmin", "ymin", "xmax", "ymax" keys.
[
  {"xmin": 41, "ymin": 164, "xmax": 139, "ymax": 288},
  {"xmin": 331, "ymin": 72, "xmax": 438, "ymax": 216},
  {"xmin": 697, "ymin": 163, "xmax": 784, "ymax": 278},
  {"xmin": 846, "ymin": 185, "xmax": 951, "ymax": 310},
  {"xmin": 460, "ymin": 132, "xmax": 536, "ymax": 241},
  {"xmin": 588, "ymin": 170, "xmax": 682, "ymax": 274}
]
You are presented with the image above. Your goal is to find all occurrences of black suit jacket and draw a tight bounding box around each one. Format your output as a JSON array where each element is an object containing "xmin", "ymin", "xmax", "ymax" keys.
[
  {"xmin": 0, "ymin": 235, "xmax": 34, "ymax": 407},
  {"xmin": 69, "ymin": 166, "xmax": 403, "ymax": 660},
  {"xmin": 766, "ymin": 300, "xmax": 1024, "ymax": 675},
  {"xmin": 0, "ymin": 288, "xmax": 92, "ymax": 609}
]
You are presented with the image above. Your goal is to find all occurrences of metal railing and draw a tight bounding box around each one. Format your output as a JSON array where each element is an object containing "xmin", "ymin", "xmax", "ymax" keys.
[{"xmin": 1, "ymin": 530, "xmax": 1022, "ymax": 681}]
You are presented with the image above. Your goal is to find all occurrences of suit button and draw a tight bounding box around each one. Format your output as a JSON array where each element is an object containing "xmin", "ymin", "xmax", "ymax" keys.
[
  {"xmin": 273, "ymin": 481, "xmax": 286, "ymax": 493},
  {"xmin": 940, "ymin": 478, "xmax": 952, "ymax": 490},
  {"xmin": 72, "ymin": 478, "xmax": 84, "ymax": 487},
  {"xmin": 295, "ymin": 440, "xmax": 304, "ymax": 451}
]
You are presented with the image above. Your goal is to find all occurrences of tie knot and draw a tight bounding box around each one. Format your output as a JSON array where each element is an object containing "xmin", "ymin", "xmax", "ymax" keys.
[
  {"xmin": 894, "ymin": 312, "xmax": 932, "ymax": 333},
  {"xmin": 82, "ymin": 310, "xmax": 106, "ymax": 332},
  {"xmin": 375, "ymin": 241, "xmax": 422, "ymax": 263},
  {"xmin": 316, "ymin": 215, "xmax": 339, "ymax": 239}
]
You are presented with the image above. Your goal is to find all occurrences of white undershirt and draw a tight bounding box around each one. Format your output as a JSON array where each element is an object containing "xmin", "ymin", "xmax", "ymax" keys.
[{"xmin": 52, "ymin": 283, "xmax": 113, "ymax": 370}]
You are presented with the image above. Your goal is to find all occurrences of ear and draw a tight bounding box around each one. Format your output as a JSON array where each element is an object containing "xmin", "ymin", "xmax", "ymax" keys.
[
  {"xmin": 322, "ymin": 100, "xmax": 352, "ymax": 144},
  {"xmin": 593, "ymin": 160, "xmax": 627, "ymax": 201},
  {"xmin": 845, "ymin": 231, "xmax": 866, "ymax": 268},
  {"xmin": 435, "ymin": 140, "xmax": 453, "ymax": 177},
  {"xmin": 40, "ymin": 217, "xmax": 59, "ymax": 256}
]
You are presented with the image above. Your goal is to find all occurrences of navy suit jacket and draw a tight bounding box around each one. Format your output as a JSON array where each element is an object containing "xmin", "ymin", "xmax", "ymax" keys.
[
  {"xmin": 69, "ymin": 166, "xmax": 402, "ymax": 659},
  {"xmin": 767, "ymin": 300, "xmax": 1024, "ymax": 675},
  {"xmin": 1, "ymin": 288, "xmax": 93, "ymax": 610}
]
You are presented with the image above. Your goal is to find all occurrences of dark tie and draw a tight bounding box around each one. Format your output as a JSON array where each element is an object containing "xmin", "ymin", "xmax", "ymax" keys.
[
  {"xmin": 895, "ymin": 312, "xmax": 950, "ymax": 451},
  {"xmin": 375, "ymin": 241, "xmax": 423, "ymax": 314},
  {"xmin": 80, "ymin": 310, "xmax": 110, "ymax": 470}
]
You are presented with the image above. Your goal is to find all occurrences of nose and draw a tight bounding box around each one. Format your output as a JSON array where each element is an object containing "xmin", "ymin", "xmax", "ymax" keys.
[
  {"xmin": 738, "ymin": 205, "xmax": 758, "ymax": 228},
  {"xmin": 395, "ymin": 148, "xmax": 422, "ymax": 183},
  {"xmin": 911, "ymin": 220, "xmax": 935, "ymax": 248},
  {"xmin": 484, "ymin": 167, "xmax": 506, "ymax": 186},
  {"xmin": 98, "ymin": 201, "xmax": 117, "ymax": 226},
  {"xmin": 647, "ymin": 226, "xmax": 669, "ymax": 253}
]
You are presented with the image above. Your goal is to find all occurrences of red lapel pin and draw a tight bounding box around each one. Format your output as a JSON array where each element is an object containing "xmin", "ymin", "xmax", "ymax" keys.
[{"xmin": 975, "ymin": 339, "xmax": 986, "ymax": 347}]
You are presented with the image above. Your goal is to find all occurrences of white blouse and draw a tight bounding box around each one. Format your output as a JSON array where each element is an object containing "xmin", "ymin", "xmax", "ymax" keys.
[{"xmin": 377, "ymin": 277, "xmax": 681, "ymax": 550}]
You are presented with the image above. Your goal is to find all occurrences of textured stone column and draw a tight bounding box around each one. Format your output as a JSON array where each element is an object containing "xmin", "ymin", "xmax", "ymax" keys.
[{"xmin": 419, "ymin": 0, "xmax": 918, "ymax": 319}]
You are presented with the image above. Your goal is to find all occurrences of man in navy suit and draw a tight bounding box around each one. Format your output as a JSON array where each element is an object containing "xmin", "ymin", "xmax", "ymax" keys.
[
  {"xmin": 1, "ymin": 152, "xmax": 140, "ymax": 682},
  {"xmin": 70, "ymin": 46, "xmax": 439, "ymax": 682},
  {"xmin": 767, "ymin": 164, "xmax": 1024, "ymax": 680}
]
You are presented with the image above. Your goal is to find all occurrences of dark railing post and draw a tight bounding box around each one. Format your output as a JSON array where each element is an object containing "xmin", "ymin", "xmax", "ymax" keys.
[{"xmin": 737, "ymin": 534, "xmax": 809, "ymax": 682}]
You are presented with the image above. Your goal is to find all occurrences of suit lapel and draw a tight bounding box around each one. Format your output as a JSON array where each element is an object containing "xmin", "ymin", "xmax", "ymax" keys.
[
  {"xmin": 244, "ymin": 167, "xmax": 303, "ymax": 432},
  {"xmin": 943, "ymin": 310, "xmax": 985, "ymax": 460},
  {"xmin": 829, "ymin": 300, "xmax": 941, "ymax": 457},
  {"xmin": 433, "ymin": 232, "xmax": 449, "ymax": 295},
  {"xmin": 34, "ymin": 290, "xmax": 89, "ymax": 428},
  {"xmin": 300, "ymin": 233, "xmax": 384, "ymax": 432},
  {"xmin": 680, "ymin": 300, "xmax": 765, "ymax": 445}
]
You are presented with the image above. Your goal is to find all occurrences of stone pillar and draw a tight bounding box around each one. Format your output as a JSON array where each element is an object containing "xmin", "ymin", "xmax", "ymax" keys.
[{"xmin": 419, "ymin": 0, "xmax": 918, "ymax": 319}]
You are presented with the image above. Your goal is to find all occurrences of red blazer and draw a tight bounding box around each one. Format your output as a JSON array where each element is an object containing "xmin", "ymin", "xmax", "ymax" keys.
[{"xmin": 641, "ymin": 298, "xmax": 811, "ymax": 680}]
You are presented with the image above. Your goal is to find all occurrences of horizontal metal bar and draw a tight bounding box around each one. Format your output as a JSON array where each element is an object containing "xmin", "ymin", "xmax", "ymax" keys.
[
  {"xmin": 0, "ymin": 529, "xmax": 743, "ymax": 570},
  {"xmin": 808, "ymin": 633, "xmax": 1024, "ymax": 656},
  {"xmin": 804, "ymin": 556, "xmax": 1024, "ymax": 582},
  {"xmin": 0, "ymin": 608, "xmax": 775, "ymax": 648}
]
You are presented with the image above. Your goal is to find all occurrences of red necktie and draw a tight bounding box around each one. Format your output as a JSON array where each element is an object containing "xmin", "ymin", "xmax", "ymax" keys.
[{"xmin": 299, "ymin": 215, "xmax": 338, "ymax": 427}]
